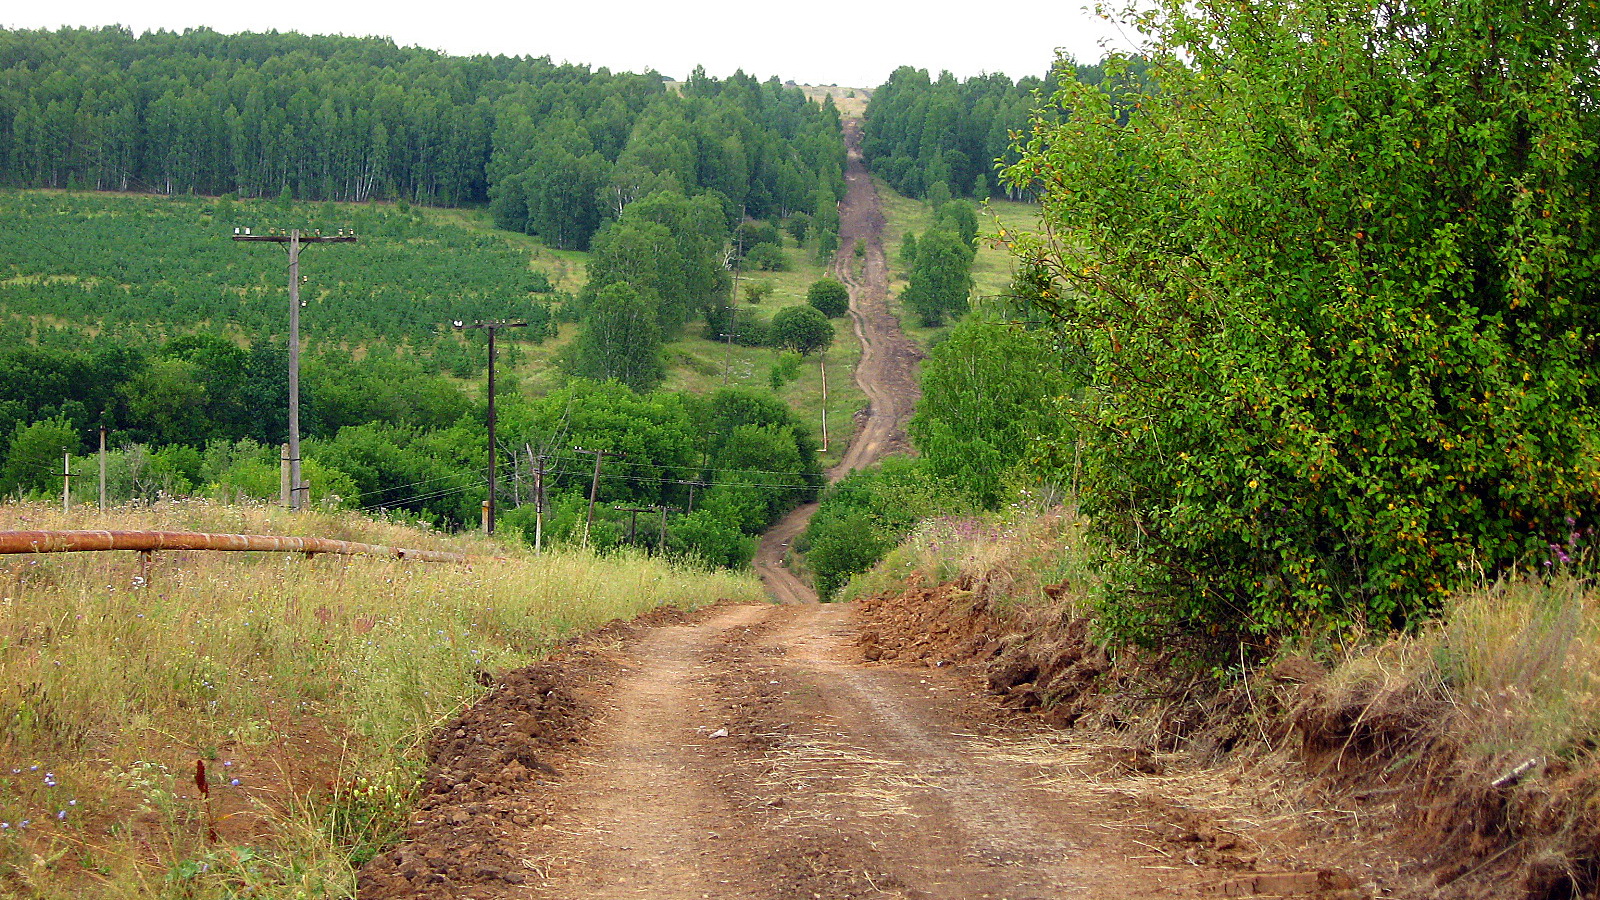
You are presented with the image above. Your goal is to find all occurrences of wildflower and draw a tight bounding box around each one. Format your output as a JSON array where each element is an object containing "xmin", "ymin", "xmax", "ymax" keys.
[
  {"xmin": 229, "ymin": 778, "xmax": 240, "ymax": 787},
  {"xmin": 55, "ymin": 810, "xmax": 66, "ymax": 821}
]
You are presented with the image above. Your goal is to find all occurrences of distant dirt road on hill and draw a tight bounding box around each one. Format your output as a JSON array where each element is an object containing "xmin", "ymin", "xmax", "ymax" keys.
[{"xmin": 752, "ymin": 118, "xmax": 923, "ymax": 605}]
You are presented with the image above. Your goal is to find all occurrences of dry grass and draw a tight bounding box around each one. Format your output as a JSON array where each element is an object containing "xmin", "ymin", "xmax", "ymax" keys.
[
  {"xmin": 755, "ymin": 730, "xmax": 924, "ymax": 825},
  {"xmin": 0, "ymin": 500, "xmax": 764, "ymax": 898},
  {"xmin": 842, "ymin": 507, "xmax": 1095, "ymax": 609}
]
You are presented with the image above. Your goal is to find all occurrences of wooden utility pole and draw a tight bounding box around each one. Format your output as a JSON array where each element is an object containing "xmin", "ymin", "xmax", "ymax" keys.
[
  {"xmin": 723, "ymin": 212, "xmax": 745, "ymax": 386},
  {"xmin": 613, "ymin": 505, "xmax": 653, "ymax": 544},
  {"xmin": 673, "ymin": 479, "xmax": 704, "ymax": 514},
  {"xmin": 98, "ymin": 426, "xmax": 107, "ymax": 512},
  {"xmin": 820, "ymin": 349, "xmax": 829, "ymax": 451},
  {"xmin": 574, "ymin": 447, "xmax": 625, "ymax": 544},
  {"xmin": 233, "ymin": 227, "xmax": 356, "ymax": 510},
  {"xmin": 60, "ymin": 451, "xmax": 72, "ymax": 513},
  {"xmin": 279, "ymin": 444, "xmax": 292, "ymax": 507},
  {"xmin": 526, "ymin": 446, "xmax": 547, "ymax": 552},
  {"xmin": 453, "ymin": 320, "xmax": 526, "ymax": 535},
  {"xmin": 656, "ymin": 504, "xmax": 681, "ymax": 554}
]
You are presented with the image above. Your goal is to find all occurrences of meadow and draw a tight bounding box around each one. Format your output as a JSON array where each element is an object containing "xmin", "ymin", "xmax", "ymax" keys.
[{"xmin": 0, "ymin": 501, "xmax": 764, "ymax": 897}]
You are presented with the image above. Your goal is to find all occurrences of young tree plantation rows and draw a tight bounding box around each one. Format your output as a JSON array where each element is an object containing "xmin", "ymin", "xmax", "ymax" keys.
[{"xmin": 0, "ymin": 27, "xmax": 846, "ymax": 248}]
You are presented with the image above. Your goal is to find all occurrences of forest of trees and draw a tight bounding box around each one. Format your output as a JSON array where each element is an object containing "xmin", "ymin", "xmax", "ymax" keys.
[
  {"xmin": 0, "ymin": 28, "xmax": 846, "ymax": 248},
  {"xmin": 860, "ymin": 59, "xmax": 1142, "ymax": 201},
  {"xmin": 860, "ymin": 68, "xmax": 1043, "ymax": 201}
]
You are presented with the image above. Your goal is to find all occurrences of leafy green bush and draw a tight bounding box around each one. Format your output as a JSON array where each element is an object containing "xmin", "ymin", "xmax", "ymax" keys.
[
  {"xmin": 744, "ymin": 243, "xmax": 788, "ymax": 272},
  {"xmin": 909, "ymin": 317, "xmax": 1079, "ymax": 508},
  {"xmin": 806, "ymin": 277, "xmax": 850, "ymax": 318},
  {"xmin": 1006, "ymin": 0, "xmax": 1600, "ymax": 646},
  {"xmin": 770, "ymin": 305, "xmax": 834, "ymax": 356},
  {"xmin": 799, "ymin": 458, "xmax": 974, "ymax": 599}
]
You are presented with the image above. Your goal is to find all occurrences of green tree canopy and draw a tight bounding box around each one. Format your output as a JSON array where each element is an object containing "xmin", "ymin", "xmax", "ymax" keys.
[
  {"xmin": 1006, "ymin": 0, "xmax": 1600, "ymax": 645},
  {"xmin": 909, "ymin": 318, "xmax": 1078, "ymax": 508},
  {"xmin": 569, "ymin": 282, "xmax": 665, "ymax": 392},
  {"xmin": 902, "ymin": 229, "xmax": 973, "ymax": 326},
  {"xmin": 771, "ymin": 305, "xmax": 835, "ymax": 356},
  {"xmin": 806, "ymin": 277, "xmax": 850, "ymax": 318}
]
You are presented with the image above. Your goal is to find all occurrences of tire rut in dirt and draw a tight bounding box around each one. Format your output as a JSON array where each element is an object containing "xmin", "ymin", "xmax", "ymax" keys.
[{"xmin": 706, "ymin": 605, "xmax": 1211, "ymax": 899}]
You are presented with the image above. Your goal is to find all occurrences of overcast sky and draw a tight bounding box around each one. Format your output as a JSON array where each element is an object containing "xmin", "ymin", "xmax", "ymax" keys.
[{"xmin": 4, "ymin": 1, "xmax": 1141, "ymax": 88}]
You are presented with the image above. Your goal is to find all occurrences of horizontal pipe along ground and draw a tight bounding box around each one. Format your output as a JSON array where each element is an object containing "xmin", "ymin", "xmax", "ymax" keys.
[{"xmin": 0, "ymin": 530, "xmax": 467, "ymax": 563}]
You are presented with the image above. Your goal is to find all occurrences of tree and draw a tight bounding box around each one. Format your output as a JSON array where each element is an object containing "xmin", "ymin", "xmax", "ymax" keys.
[
  {"xmin": 770, "ymin": 305, "xmax": 835, "ymax": 356},
  {"xmin": 909, "ymin": 318, "xmax": 1076, "ymax": 508},
  {"xmin": 1005, "ymin": 0, "xmax": 1600, "ymax": 645},
  {"xmin": 569, "ymin": 282, "xmax": 665, "ymax": 392},
  {"xmin": 0, "ymin": 417, "xmax": 78, "ymax": 497},
  {"xmin": 744, "ymin": 243, "xmax": 787, "ymax": 271},
  {"xmin": 806, "ymin": 277, "xmax": 850, "ymax": 318},
  {"xmin": 785, "ymin": 212, "xmax": 812, "ymax": 246},
  {"xmin": 902, "ymin": 229, "xmax": 972, "ymax": 326}
]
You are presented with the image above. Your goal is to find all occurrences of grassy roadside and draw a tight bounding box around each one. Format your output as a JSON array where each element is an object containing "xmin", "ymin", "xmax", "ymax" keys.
[{"xmin": 0, "ymin": 501, "xmax": 764, "ymax": 898}]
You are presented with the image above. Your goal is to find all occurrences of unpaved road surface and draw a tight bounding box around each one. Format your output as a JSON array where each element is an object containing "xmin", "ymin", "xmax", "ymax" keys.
[
  {"xmin": 753, "ymin": 118, "xmax": 922, "ymax": 604},
  {"xmin": 367, "ymin": 604, "xmax": 1276, "ymax": 900}
]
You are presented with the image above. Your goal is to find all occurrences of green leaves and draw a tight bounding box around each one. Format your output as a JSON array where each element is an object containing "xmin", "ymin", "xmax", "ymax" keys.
[{"xmin": 1006, "ymin": 0, "xmax": 1600, "ymax": 648}]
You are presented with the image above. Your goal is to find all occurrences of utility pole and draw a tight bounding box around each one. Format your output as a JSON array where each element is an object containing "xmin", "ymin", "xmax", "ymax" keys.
[
  {"xmin": 820, "ymin": 349, "xmax": 829, "ymax": 452},
  {"xmin": 723, "ymin": 210, "xmax": 745, "ymax": 386},
  {"xmin": 656, "ymin": 504, "xmax": 681, "ymax": 554},
  {"xmin": 673, "ymin": 479, "xmax": 704, "ymax": 514},
  {"xmin": 613, "ymin": 505, "xmax": 653, "ymax": 545},
  {"xmin": 98, "ymin": 425, "xmax": 107, "ymax": 512},
  {"xmin": 453, "ymin": 320, "xmax": 526, "ymax": 534},
  {"xmin": 574, "ymin": 447, "xmax": 625, "ymax": 544},
  {"xmin": 60, "ymin": 451, "xmax": 73, "ymax": 513},
  {"xmin": 526, "ymin": 445, "xmax": 547, "ymax": 552},
  {"xmin": 234, "ymin": 227, "xmax": 357, "ymax": 510}
]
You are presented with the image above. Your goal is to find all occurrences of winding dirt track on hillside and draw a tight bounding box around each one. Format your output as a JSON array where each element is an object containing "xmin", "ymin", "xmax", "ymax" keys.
[
  {"xmin": 752, "ymin": 118, "xmax": 922, "ymax": 605},
  {"xmin": 358, "ymin": 120, "xmax": 1379, "ymax": 900}
]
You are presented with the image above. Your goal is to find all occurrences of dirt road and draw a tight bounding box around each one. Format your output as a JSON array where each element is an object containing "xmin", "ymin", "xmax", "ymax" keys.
[
  {"xmin": 752, "ymin": 119, "xmax": 922, "ymax": 604},
  {"xmin": 360, "ymin": 121, "xmax": 1395, "ymax": 900},
  {"xmin": 365, "ymin": 603, "xmax": 1280, "ymax": 900}
]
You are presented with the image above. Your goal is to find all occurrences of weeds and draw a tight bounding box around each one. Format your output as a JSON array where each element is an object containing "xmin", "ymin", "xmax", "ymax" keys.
[{"xmin": 0, "ymin": 499, "xmax": 764, "ymax": 897}]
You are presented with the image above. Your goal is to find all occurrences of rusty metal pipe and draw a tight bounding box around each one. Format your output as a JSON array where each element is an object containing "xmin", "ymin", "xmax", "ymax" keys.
[{"xmin": 0, "ymin": 530, "xmax": 468, "ymax": 563}]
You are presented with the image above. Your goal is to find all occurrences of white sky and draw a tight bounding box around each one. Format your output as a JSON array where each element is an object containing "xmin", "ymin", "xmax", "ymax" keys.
[{"xmin": 4, "ymin": 1, "xmax": 1141, "ymax": 88}]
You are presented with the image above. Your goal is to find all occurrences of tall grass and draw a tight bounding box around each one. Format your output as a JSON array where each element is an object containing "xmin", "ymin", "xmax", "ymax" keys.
[
  {"xmin": 841, "ymin": 506, "xmax": 1096, "ymax": 609},
  {"xmin": 0, "ymin": 500, "xmax": 765, "ymax": 898}
]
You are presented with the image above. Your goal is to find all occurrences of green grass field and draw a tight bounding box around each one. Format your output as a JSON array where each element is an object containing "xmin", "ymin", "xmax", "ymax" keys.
[{"xmin": 660, "ymin": 236, "xmax": 865, "ymax": 470}]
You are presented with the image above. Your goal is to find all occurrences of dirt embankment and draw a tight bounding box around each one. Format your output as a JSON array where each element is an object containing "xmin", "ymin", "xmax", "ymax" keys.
[{"xmin": 855, "ymin": 577, "xmax": 1600, "ymax": 900}]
